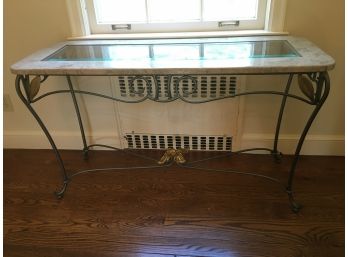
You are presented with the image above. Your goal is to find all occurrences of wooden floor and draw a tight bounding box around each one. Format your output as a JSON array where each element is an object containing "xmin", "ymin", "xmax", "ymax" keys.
[{"xmin": 4, "ymin": 149, "xmax": 344, "ymax": 257}]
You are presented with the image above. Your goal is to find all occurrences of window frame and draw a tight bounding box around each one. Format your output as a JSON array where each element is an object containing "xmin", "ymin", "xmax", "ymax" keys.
[
  {"xmin": 83, "ymin": 0, "xmax": 269, "ymax": 34},
  {"xmin": 65, "ymin": 0, "xmax": 288, "ymax": 37}
]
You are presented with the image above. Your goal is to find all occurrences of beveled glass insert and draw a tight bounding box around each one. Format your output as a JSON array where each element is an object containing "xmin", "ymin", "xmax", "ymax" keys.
[{"xmin": 44, "ymin": 40, "xmax": 300, "ymax": 61}]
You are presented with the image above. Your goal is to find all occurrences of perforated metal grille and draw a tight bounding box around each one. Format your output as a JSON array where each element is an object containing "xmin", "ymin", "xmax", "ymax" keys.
[
  {"xmin": 115, "ymin": 75, "xmax": 237, "ymax": 100},
  {"xmin": 125, "ymin": 133, "xmax": 232, "ymax": 151}
]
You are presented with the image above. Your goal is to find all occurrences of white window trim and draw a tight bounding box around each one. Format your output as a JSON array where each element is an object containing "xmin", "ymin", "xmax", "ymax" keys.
[
  {"xmin": 85, "ymin": 0, "xmax": 268, "ymax": 34},
  {"xmin": 65, "ymin": 0, "xmax": 288, "ymax": 39},
  {"xmin": 65, "ymin": 0, "xmax": 90, "ymax": 37},
  {"xmin": 265, "ymin": 0, "xmax": 288, "ymax": 31}
]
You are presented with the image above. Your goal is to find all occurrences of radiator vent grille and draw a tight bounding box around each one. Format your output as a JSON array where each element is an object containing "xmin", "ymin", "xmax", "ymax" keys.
[
  {"xmin": 125, "ymin": 133, "xmax": 232, "ymax": 151},
  {"xmin": 115, "ymin": 75, "xmax": 237, "ymax": 100}
]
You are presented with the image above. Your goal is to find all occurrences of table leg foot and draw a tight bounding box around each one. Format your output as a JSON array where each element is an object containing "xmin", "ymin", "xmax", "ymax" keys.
[
  {"xmin": 287, "ymin": 189, "xmax": 302, "ymax": 213},
  {"xmin": 291, "ymin": 202, "xmax": 302, "ymax": 213},
  {"xmin": 83, "ymin": 148, "xmax": 89, "ymax": 160},
  {"xmin": 271, "ymin": 151, "xmax": 283, "ymax": 163},
  {"xmin": 54, "ymin": 180, "xmax": 69, "ymax": 199}
]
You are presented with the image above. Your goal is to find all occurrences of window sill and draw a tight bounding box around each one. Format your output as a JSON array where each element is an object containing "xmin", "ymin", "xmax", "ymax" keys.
[{"xmin": 68, "ymin": 30, "xmax": 288, "ymax": 40}]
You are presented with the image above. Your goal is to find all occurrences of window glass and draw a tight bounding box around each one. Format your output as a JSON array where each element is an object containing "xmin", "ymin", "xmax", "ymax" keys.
[
  {"xmin": 94, "ymin": 0, "xmax": 147, "ymax": 23},
  {"xmin": 147, "ymin": 0, "xmax": 201, "ymax": 23},
  {"xmin": 86, "ymin": 0, "xmax": 268, "ymax": 33},
  {"xmin": 203, "ymin": 0, "xmax": 259, "ymax": 21}
]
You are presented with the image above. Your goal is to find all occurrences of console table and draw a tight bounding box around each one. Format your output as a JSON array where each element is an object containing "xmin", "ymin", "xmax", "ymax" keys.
[{"xmin": 11, "ymin": 36, "xmax": 335, "ymax": 212}]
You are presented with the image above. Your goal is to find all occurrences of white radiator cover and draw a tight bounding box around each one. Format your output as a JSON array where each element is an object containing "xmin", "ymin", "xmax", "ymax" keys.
[
  {"xmin": 110, "ymin": 75, "xmax": 245, "ymax": 150},
  {"xmin": 125, "ymin": 133, "xmax": 233, "ymax": 151},
  {"xmin": 114, "ymin": 75, "xmax": 238, "ymax": 100}
]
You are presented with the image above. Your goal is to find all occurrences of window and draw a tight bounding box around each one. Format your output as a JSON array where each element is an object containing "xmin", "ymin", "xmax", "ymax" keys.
[{"xmin": 83, "ymin": 0, "xmax": 269, "ymax": 34}]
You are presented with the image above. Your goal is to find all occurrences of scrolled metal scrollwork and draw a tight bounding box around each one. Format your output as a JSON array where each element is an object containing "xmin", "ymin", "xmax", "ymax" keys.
[
  {"xmin": 174, "ymin": 75, "xmax": 199, "ymax": 101},
  {"xmin": 128, "ymin": 75, "xmax": 154, "ymax": 101},
  {"xmin": 28, "ymin": 74, "xmax": 318, "ymax": 106},
  {"xmin": 20, "ymin": 75, "xmax": 50, "ymax": 103},
  {"xmin": 298, "ymin": 74, "xmax": 315, "ymax": 102},
  {"xmin": 158, "ymin": 148, "xmax": 188, "ymax": 165},
  {"xmin": 297, "ymin": 72, "xmax": 330, "ymax": 105},
  {"xmin": 28, "ymin": 76, "xmax": 41, "ymax": 101}
]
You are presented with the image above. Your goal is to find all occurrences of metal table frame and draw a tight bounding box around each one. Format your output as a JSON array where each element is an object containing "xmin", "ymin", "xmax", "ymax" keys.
[{"xmin": 15, "ymin": 70, "xmax": 330, "ymax": 213}]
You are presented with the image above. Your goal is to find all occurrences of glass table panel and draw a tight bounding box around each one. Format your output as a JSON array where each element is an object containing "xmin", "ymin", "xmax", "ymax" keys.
[{"xmin": 44, "ymin": 40, "xmax": 300, "ymax": 62}]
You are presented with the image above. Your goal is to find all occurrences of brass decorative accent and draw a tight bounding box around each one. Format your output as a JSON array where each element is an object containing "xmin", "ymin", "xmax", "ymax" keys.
[
  {"xmin": 298, "ymin": 74, "xmax": 315, "ymax": 102},
  {"xmin": 29, "ymin": 76, "xmax": 41, "ymax": 101},
  {"xmin": 158, "ymin": 148, "xmax": 188, "ymax": 165}
]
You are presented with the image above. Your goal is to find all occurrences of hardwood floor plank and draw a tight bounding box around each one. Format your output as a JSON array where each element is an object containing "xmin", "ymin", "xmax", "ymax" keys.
[{"xmin": 4, "ymin": 149, "xmax": 344, "ymax": 257}]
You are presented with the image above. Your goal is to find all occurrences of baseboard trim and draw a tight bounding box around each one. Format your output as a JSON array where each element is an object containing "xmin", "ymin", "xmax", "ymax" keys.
[
  {"xmin": 4, "ymin": 131, "xmax": 344, "ymax": 156},
  {"xmin": 4, "ymin": 130, "xmax": 121, "ymax": 150},
  {"xmin": 241, "ymin": 133, "xmax": 344, "ymax": 156}
]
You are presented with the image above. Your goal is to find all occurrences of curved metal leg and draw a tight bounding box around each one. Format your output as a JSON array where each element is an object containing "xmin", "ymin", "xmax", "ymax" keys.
[
  {"xmin": 272, "ymin": 74, "xmax": 294, "ymax": 163},
  {"xmin": 66, "ymin": 76, "xmax": 89, "ymax": 159},
  {"xmin": 286, "ymin": 72, "xmax": 330, "ymax": 212},
  {"xmin": 15, "ymin": 75, "xmax": 69, "ymax": 198}
]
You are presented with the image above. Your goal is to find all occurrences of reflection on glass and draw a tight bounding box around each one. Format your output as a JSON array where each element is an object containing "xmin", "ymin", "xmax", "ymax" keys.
[
  {"xmin": 44, "ymin": 40, "xmax": 300, "ymax": 61},
  {"xmin": 204, "ymin": 43, "xmax": 252, "ymax": 59},
  {"xmin": 205, "ymin": 41, "xmax": 298, "ymax": 59},
  {"xmin": 45, "ymin": 45, "xmax": 150, "ymax": 61},
  {"xmin": 153, "ymin": 44, "xmax": 200, "ymax": 60},
  {"xmin": 251, "ymin": 40, "xmax": 298, "ymax": 57},
  {"xmin": 107, "ymin": 45, "xmax": 149, "ymax": 60}
]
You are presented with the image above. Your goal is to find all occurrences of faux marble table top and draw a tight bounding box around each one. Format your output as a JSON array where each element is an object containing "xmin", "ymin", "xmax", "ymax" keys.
[{"xmin": 11, "ymin": 36, "xmax": 335, "ymax": 76}]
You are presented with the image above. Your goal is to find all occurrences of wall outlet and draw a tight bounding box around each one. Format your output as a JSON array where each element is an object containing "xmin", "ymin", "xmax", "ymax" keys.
[{"xmin": 4, "ymin": 94, "xmax": 14, "ymax": 112}]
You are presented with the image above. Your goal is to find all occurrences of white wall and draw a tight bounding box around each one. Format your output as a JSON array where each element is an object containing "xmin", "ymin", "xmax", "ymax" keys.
[{"xmin": 4, "ymin": 0, "xmax": 344, "ymax": 155}]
